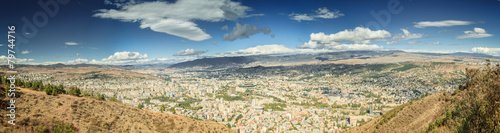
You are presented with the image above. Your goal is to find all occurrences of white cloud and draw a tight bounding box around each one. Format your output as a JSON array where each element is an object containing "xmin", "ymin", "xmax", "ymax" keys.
[
  {"xmin": 67, "ymin": 58, "xmax": 89, "ymax": 64},
  {"xmin": 414, "ymin": 20, "xmax": 473, "ymax": 28},
  {"xmin": 300, "ymin": 27, "xmax": 391, "ymax": 49},
  {"xmin": 94, "ymin": 0, "xmax": 254, "ymax": 41},
  {"xmin": 212, "ymin": 41, "xmax": 217, "ymax": 45},
  {"xmin": 80, "ymin": 51, "xmax": 190, "ymax": 65},
  {"xmin": 223, "ymin": 23, "xmax": 271, "ymax": 41},
  {"xmin": 22, "ymin": 50, "xmax": 30, "ymax": 54},
  {"xmin": 221, "ymin": 25, "xmax": 229, "ymax": 31},
  {"xmin": 135, "ymin": 57, "xmax": 193, "ymax": 64},
  {"xmin": 456, "ymin": 27, "xmax": 493, "ymax": 39},
  {"xmin": 386, "ymin": 41, "xmax": 397, "ymax": 45},
  {"xmin": 104, "ymin": 0, "xmax": 136, "ymax": 7},
  {"xmin": 315, "ymin": 7, "xmax": 343, "ymax": 19},
  {"xmin": 224, "ymin": 44, "xmax": 336, "ymax": 56},
  {"xmin": 81, "ymin": 57, "xmax": 189, "ymax": 65},
  {"xmin": 408, "ymin": 40, "xmax": 420, "ymax": 44},
  {"xmin": 65, "ymin": 42, "xmax": 79, "ymax": 45},
  {"xmin": 329, "ymin": 44, "xmax": 384, "ymax": 50},
  {"xmin": 140, "ymin": 19, "xmax": 211, "ymax": 41},
  {"xmin": 392, "ymin": 29, "xmax": 423, "ymax": 41},
  {"xmin": 401, "ymin": 49, "xmax": 464, "ymax": 54},
  {"xmin": 385, "ymin": 29, "xmax": 423, "ymax": 44},
  {"xmin": 173, "ymin": 49, "xmax": 207, "ymax": 56},
  {"xmin": 224, "ymin": 44, "xmax": 383, "ymax": 56},
  {"xmin": 419, "ymin": 41, "xmax": 440, "ymax": 46},
  {"xmin": 101, "ymin": 51, "xmax": 148, "ymax": 64},
  {"xmin": 289, "ymin": 13, "xmax": 314, "ymax": 22},
  {"xmin": 472, "ymin": 47, "xmax": 500, "ymax": 56},
  {"xmin": 0, "ymin": 55, "xmax": 34, "ymax": 65},
  {"xmin": 289, "ymin": 7, "xmax": 344, "ymax": 22},
  {"xmin": 227, "ymin": 44, "xmax": 296, "ymax": 56}
]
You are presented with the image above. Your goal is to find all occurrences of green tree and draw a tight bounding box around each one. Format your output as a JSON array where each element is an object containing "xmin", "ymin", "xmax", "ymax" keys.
[
  {"xmin": 137, "ymin": 103, "xmax": 144, "ymax": 109},
  {"xmin": 109, "ymin": 97, "xmax": 118, "ymax": 102},
  {"xmin": 97, "ymin": 94, "xmax": 105, "ymax": 100},
  {"xmin": 159, "ymin": 105, "xmax": 165, "ymax": 112},
  {"xmin": 15, "ymin": 79, "xmax": 23, "ymax": 87},
  {"xmin": 5, "ymin": 86, "xmax": 9, "ymax": 97},
  {"xmin": 25, "ymin": 81, "xmax": 32, "ymax": 88},
  {"xmin": 67, "ymin": 86, "xmax": 81, "ymax": 97},
  {"xmin": 45, "ymin": 85, "xmax": 53, "ymax": 95}
]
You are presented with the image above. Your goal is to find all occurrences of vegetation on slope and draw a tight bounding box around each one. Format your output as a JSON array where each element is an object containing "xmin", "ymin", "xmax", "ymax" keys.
[
  {"xmin": 350, "ymin": 60, "xmax": 500, "ymax": 133},
  {"xmin": 427, "ymin": 60, "xmax": 500, "ymax": 132},
  {"xmin": 0, "ymin": 78, "xmax": 234, "ymax": 133}
]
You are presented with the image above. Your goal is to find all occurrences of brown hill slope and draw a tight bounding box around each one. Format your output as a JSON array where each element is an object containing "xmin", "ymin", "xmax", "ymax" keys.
[
  {"xmin": 0, "ymin": 87, "xmax": 234, "ymax": 133},
  {"xmin": 350, "ymin": 61, "xmax": 500, "ymax": 133},
  {"xmin": 348, "ymin": 92, "xmax": 449, "ymax": 133}
]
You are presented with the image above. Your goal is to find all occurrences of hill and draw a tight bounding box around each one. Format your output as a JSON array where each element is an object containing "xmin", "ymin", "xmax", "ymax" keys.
[
  {"xmin": 348, "ymin": 91, "xmax": 449, "ymax": 132},
  {"xmin": 0, "ymin": 87, "xmax": 234, "ymax": 133},
  {"xmin": 169, "ymin": 56, "xmax": 258, "ymax": 69},
  {"xmin": 349, "ymin": 60, "xmax": 500, "ymax": 132},
  {"xmin": 168, "ymin": 50, "xmax": 403, "ymax": 69}
]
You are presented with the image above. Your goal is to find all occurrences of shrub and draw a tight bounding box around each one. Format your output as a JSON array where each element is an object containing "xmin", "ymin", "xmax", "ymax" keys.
[
  {"xmin": 429, "ymin": 60, "xmax": 500, "ymax": 132},
  {"xmin": 138, "ymin": 103, "xmax": 144, "ymax": 109},
  {"xmin": 55, "ymin": 122, "xmax": 64, "ymax": 133},
  {"xmin": 109, "ymin": 97, "xmax": 118, "ymax": 102},
  {"xmin": 5, "ymin": 87, "xmax": 9, "ymax": 97},
  {"xmin": 83, "ymin": 91, "xmax": 92, "ymax": 97},
  {"xmin": 67, "ymin": 86, "xmax": 81, "ymax": 97},
  {"xmin": 97, "ymin": 94, "xmax": 105, "ymax": 100},
  {"xmin": 45, "ymin": 86, "xmax": 53, "ymax": 95},
  {"xmin": 159, "ymin": 105, "xmax": 165, "ymax": 112}
]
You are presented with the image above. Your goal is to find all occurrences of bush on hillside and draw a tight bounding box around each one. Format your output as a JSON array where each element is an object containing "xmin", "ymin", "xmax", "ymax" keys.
[{"xmin": 429, "ymin": 60, "xmax": 500, "ymax": 132}]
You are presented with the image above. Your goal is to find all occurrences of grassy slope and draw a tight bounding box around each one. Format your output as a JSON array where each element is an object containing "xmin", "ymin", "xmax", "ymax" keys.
[
  {"xmin": 0, "ymin": 87, "xmax": 234, "ymax": 133},
  {"xmin": 349, "ymin": 63, "xmax": 500, "ymax": 133},
  {"xmin": 348, "ymin": 92, "xmax": 449, "ymax": 133}
]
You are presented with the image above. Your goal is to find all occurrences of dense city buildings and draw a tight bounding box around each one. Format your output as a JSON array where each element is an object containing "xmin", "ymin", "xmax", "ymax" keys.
[{"xmin": 15, "ymin": 61, "xmax": 471, "ymax": 132}]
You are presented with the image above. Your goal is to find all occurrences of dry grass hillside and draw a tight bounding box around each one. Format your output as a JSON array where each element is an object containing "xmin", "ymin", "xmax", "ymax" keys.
[
  {"xmin": 349, "ymin": 60, "xmax": 500, "ymax": 133},
  {"xmin": 348, "ymin": 91, "xmax": 449, "ymax": 133},
  {"xmin": 0, "ymin": 87, "xmax": 234, "ymax": 133}
]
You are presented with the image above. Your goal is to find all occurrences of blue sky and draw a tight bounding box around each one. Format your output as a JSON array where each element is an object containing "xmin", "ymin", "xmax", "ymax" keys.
[{"xmin": 1, "ymin": 0, "xmax": 499, "ymax": 65}]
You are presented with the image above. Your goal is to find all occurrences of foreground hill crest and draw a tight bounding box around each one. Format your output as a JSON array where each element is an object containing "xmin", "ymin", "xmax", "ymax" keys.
[{"xmin": 0, "ymin": 87, "xmax": 234, "ymax": 133}]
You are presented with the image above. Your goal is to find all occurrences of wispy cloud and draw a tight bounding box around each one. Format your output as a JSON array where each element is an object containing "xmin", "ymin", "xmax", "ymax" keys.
[
  {"xmin": 173, "ymin": 49, "xmax": 207, "ymax": 56},
  {"xmin": 22, "ymin": 50, "xmax": 30, "ymax": 54},
  {"xmin": 419, "ymin": 41, "xmax": 440, "ymax": 46},
  {"xmin": 224, "ymin": 44, "xmax": 384, "ymax": 57},
  {"xmin": 408, "ymin": 40, "xmax": 420, "ymax": 44},
  {"xmin": 94, "ymin": 0, "xmax": 258, "ymax": 41},
  {"xmin": 67, "ymin": 58, "xmax": 89, "ymax": 64},
  {"xmin": 65, "ymin": 42, "xmax": 79, "ymax": 45},
  {"xmin": 456, "ymin": 27, "xmax": 493, "ymax": 39},
  {"xmin": 0, "ymin": 55, "xmax": 34, "ymax": 65},
  {"xmin": 289, "ymin": 7, "xmax": 344, "ymax": 22},
  {"xmin": 386, "ymin": 41, "xmax": 397, "ymax": 45},
  {"xmin": 300, "ymin": 27, "xmax": 390, "ymax": 49},
  {"xmin": 223, "ymin": 23, "xmax": 271, "ymax": 41},
  {"xmin": 472, "ymin": 47, "xmax": 500, "ymax": 56},
  {"xmin": 414, "ymin": 20, "xmax": 473, "ymax": 28},
  {"xmin": 392, "ymin": 29, "xmax": 423, "ymax": 41}
]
